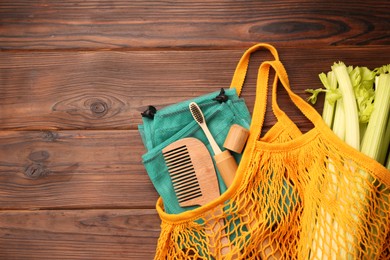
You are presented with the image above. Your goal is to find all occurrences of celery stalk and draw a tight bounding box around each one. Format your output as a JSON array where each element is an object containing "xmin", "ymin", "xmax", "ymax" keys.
[
  {"xmin": 332, "ymin": 99, "xmax": 345, "ymax": 141},
  {"xmin": 309, "ymin": 69, "xmax": 347, "ymax": 259},
  {"xmin": 359, "ymin": 122, "xmax": 368, "ymax": 143},
  {"xmin": 322, "ymin": 71, "xmax": 338, "ymax": 128},
  {"xmin": 332, "ymin": 62, "xmax": 360, "ymax": 150},
  {"xmin": 379, "ymin": 117, "xmax": 390, "ymax": 166},
  {"xmin": 361, "ymin": 74, "xmax": 390, "ymax": 163},
  {"xmin": 360, "ymin": 73, "xmax": 390, "ymax": 257},
  {"xmin": 307, "ymin": 71, "xmax": 340, "ymax": 128},
  {"xmin": 330, "ymin": 62, "xmax": 361, "ymax": 258}
]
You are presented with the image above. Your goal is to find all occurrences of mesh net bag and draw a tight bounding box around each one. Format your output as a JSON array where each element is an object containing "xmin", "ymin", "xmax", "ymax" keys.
[{"xmin": 153, "ymin": 47, "xmax": 390, "ymax": 259}]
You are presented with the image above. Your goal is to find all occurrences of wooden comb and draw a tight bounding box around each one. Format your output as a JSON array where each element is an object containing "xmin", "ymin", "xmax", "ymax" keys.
[
  {"xmin": 162, "ymin": 137, "xmax": 220, "ymax": 207},
  {"xmin": 162, "ymin": 137, "xmax": 233, "ymax": 257}
]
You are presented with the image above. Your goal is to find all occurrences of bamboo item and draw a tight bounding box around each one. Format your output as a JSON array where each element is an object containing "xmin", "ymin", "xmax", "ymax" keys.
[
  {"xmin": 189, "ymin": 102, "xmax": 238, "ymax": 188},
  {"xmin": 162, "ymin": 138, "xmax": 220, "ymax": 207},
  {"xmin": 162, "ymin": 137, "xmax": 232, "ymax": 257},
  {"xmin": 223, "ymin": 124, "xmax": 249, "ymax": 154},
  {"xmin": 214, "ymin": 150, "xmax": 238, "ymax": 187}
]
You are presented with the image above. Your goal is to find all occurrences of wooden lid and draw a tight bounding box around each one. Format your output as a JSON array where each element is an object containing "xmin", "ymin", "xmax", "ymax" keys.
[{"xmin": 223, "ymin": 124, "xmax": 249, "ymax": 154}]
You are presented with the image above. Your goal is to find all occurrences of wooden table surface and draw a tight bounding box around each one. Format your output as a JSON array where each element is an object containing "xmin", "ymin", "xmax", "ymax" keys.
[{"xmin": 0, "ymin": 1, "xmax": 388, "ymax": 259}]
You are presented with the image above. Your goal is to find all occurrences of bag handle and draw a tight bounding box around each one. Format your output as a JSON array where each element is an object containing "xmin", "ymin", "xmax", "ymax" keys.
[
  {"xmin": 248, "ymin": 60, "xmax": 324, "ymax": 143},
  {"xmin": 230, "ymin": 43, "xmax": 280, "ymax": 96}
]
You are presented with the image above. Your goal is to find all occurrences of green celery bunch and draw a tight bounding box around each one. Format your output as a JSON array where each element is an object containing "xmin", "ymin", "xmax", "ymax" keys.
[
  {"xmin": 306, "ymin": 62, "xmax": 390, "ymax": 168},
  {"xmin": 307, "ymin": 62, "xmax": 390, "ymax": 258}
]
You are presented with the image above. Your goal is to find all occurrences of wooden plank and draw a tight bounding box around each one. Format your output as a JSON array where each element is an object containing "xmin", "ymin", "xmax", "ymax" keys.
[
  {"xmin": 0, "ymin": 130, "xmax": 159, "ymax": 210},
  {"xmin": 0, "ymin": 46, "xmax": 389, "ymax": 130},
  {"xmin": 0, "ymin": 209, "xmax": 160, "ymax": 259},
  {"xmin": 0, "ymin": 0, "xmax": 388, "ymax": 50}
]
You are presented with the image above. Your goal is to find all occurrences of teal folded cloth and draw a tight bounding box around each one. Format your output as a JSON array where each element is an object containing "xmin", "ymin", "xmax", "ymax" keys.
[{"xmin": 138, "ymin": 88, "xmax": 251, "ymax": 214}]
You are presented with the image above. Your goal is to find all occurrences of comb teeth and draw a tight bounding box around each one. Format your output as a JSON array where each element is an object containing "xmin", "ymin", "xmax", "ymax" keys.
[
  {"xmin": 189, "ymin": 102, "xmax": 204, "ymax": 124},
  {"xmin": 162, "ymin": 144, "xmax": 202, "ymax": 204}
]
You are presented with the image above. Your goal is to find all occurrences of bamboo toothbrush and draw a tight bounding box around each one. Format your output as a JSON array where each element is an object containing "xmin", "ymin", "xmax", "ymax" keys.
[
  {"xmin": 189, "ymin": 102, "xmax": 238, "ymax": 187},
  {"xmin": 189, "ymin": 102, "xmax": 281, "ymax": 258},
  {"xmin": 162, "ymin": 137, "xmax": 232, "ymax": 257}
]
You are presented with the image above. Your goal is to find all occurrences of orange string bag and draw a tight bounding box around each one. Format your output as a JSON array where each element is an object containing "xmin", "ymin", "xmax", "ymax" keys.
[{"xmin": 154, "ymin": 44, "xmax": 390, "ymax": 259}]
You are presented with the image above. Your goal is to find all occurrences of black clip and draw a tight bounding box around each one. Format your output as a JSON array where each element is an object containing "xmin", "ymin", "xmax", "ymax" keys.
[
  {"xmin": 213, "ymin": 88, "xmax": 229, "ymax": 103},
  {"xmin": 141, "ymin": 105, "xmax": 157, "ymax": 119}
]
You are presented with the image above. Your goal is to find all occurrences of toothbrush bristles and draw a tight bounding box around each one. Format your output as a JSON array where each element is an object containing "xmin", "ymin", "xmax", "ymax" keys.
[
  {"xmin": 189, "ymin": 101, "xmax": 222, "ymax": 154},
  {"xmin": 189, "ymin": 102, "xmax": 204, "ymax": 124}
]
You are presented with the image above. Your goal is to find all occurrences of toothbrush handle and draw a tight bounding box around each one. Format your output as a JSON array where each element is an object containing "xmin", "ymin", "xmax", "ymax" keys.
[{"xmin": 201, "ymin": 124, "xmax": 222, "ymax": 154}]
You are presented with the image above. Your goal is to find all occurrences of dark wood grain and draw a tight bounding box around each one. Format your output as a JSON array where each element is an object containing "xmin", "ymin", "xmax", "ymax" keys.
[
  {"xmin": 1, "ymin": 1, "xmax": 389, "ymax": 259},
  {"xmin": 0, "ymin": 209, "xmax": 159, "ymax": 259},
  {"xmin": 0, "ymin": 0, "xmax": 388, "ymax": 50},
  {"xmin": 0, "ymin": 130, "xmax": 158, "ymax": 210},
  {"xmin": 0, "ymin": 46, "xmax": 389, "ymax": 130}
]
